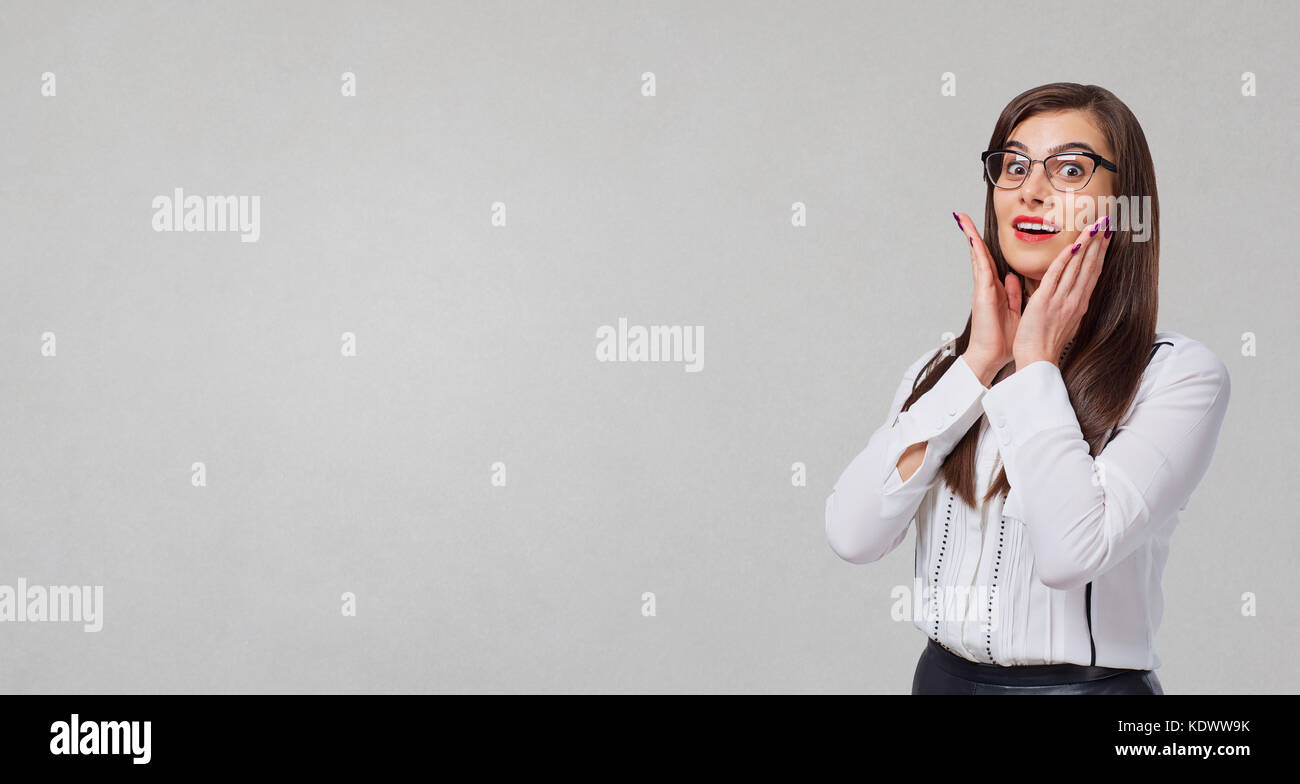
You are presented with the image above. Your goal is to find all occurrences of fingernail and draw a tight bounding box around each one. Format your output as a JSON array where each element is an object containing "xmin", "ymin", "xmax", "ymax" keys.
[
  {"xmin": 1104, "ymin": 228, "xmax": 1112, "ymax": 239},
  {"xmin": 969, "ymin": 237, "xmax": 973, "ymax": 246},
  {"xmin": 953, "ymin": 212, "xmax": 962, "ymax": 229},
  {"xmin": 1103, "ymin": 215, "xmax": 1111, "ymax": 228},
  {"xmin": 1071, "ymin": 243, "xmax": 1081, "ymax": 254},
  {"xmin": 1090, "ymin": 224, "xmax": 1099, "ymax": 236}
]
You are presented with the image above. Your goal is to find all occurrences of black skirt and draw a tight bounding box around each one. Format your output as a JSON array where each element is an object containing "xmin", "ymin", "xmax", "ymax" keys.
[{"xmin": 912, "ymin": 638, "xmax": 1164, "ymax": 694}]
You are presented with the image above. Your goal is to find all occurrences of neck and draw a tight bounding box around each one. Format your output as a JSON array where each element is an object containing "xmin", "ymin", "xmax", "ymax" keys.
[{"xmin": 1025, "ymin": 277, "xmax": 1040, "ymax": 299}]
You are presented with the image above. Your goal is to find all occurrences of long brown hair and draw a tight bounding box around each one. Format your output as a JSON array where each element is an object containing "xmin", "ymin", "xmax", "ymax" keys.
[{"xmin": 901, "ymin": 82, "xmax": 1160, "ymax": 509}]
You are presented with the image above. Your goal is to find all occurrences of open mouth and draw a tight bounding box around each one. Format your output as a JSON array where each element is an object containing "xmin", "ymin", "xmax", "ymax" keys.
[{"xmin": 1011, "ymin": 216, "xmax": 1062, "ymax": 243}]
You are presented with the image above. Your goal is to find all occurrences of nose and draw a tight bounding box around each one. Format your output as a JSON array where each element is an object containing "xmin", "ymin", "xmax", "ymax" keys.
[{"xmin": 1018, "ymin": 161, "xmax": 1055, "ymax": 204}]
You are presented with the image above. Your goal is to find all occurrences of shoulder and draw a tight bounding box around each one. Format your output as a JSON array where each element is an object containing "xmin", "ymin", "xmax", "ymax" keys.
[
  {"xmin": 1150, "ymin": 331, "xmax": 1230, "ymax": 388},
  {"xmin": 1139, "ymin": 331, "xmax": 1232, "ymax": 414}
]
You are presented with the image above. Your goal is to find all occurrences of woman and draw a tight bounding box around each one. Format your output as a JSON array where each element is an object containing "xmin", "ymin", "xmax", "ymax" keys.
[{"xmin": 824, "ymin": 83, "xmax": 1231, "ymax": 694}]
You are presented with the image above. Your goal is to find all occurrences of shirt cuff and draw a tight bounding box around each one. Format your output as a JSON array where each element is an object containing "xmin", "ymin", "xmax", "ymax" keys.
[
  {"xmin": 882, "ymin": 354, "xmax": 989, "ymax": 489},
  {"xmin": 980, "ymin": 360, "xmax": 1083, "ymax": 452}
]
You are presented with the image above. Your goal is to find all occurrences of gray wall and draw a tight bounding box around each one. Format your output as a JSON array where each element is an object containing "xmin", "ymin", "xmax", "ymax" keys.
[{"xmin": 0, "ymin": 0, "xmax": 1293, "ymax": 693}]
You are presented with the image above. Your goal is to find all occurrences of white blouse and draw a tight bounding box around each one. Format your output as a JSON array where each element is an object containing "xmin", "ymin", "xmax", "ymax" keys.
[{"xmin": 825, "ymin": 331, "xmax": 1231, "ymax": 670}]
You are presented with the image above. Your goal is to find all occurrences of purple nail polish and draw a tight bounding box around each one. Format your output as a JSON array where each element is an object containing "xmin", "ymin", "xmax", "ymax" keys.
[
  {"xmin": 953, "ymin": 212, "xmax": 962, "ymax": 229},
  {"xmin": 969, "ymin": 237, "xmax": 973, "ymax": 246},
  {"xmin": 1104, "ymin": 228, "xmax": 1112, "ymax": 239},
  {"xmin": 1071, "ymin": 243, "xmax": 1081, "ymax": 254},
  {"xmin": 1090, "ymin": 224, "xmax": 1099, "ymax": 237}
]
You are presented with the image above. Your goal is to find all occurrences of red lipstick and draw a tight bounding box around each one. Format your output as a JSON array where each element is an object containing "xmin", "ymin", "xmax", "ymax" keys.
[{"xmin": 1010, "ymin": 214, "xmax": 1062, "ymax": 244}]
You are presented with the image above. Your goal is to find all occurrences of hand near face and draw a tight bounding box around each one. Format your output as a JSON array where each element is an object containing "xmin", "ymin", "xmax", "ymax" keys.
[
  {"xmin": 955, "ymin": 212, "xmax": 1022, "ymax": 382},
  {"xmin": 1013, "ymin": 214, "xmax": 1112, "ymax": 368}
]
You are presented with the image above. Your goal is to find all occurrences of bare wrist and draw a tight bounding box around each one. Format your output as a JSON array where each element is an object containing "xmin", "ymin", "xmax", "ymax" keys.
[{"xmin": 960, "ymin": 353, "xmax": 1000, "ymax": 387}]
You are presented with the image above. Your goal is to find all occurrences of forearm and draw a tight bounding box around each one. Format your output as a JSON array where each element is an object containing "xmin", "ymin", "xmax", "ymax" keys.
[
  {"xmin": 893, "ymin": 354, "xmax": 997, "ymax": 482},
  {"xmin": 827, "ymin": 353, "xmax": 990, "ymax": 564},
  {"xmin": 979, "ymin": 349, "xmax": 1230, "ymax": 589}
]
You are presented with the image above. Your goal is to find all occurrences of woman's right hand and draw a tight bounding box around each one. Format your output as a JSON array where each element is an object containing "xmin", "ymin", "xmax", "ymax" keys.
[{"xmin": 954, "ymin": 212, "xmax": 1021, "ymax": 384}]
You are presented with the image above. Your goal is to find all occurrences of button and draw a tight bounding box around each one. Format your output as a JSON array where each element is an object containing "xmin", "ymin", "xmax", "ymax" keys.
[
  {"xmin": 948, "ymin": 407, "xmax": 958, "ymax": 416},
  {"xmin": 997, "ymin": 417, "xmax": 1007, "ymax": 428}
]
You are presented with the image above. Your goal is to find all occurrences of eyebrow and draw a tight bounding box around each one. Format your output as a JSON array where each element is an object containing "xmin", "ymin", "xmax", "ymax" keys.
[{"xmin": 1004, "ymin": 140, "xmax": 1098, "ymax": 156}]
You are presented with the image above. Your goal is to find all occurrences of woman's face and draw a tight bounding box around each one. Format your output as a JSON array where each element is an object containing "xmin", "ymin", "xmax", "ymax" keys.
[{"xmin": 992, "ymin": 110, "xmax": 1117, "ymax": 290}]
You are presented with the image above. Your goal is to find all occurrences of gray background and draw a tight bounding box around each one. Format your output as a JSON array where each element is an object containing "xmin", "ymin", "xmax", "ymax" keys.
[{"xmin": 1, "ymin": 0, "xmax": 1294, "ymax": 693}]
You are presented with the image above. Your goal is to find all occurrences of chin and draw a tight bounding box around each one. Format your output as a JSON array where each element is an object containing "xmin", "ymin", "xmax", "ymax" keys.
[{"xmin": 1004, "ymin": 250, "xmax": 1055, "ymax": 279}]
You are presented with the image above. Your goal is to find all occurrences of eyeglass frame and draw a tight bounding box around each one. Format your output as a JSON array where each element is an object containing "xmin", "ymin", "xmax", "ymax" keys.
[{"xmin": 980, "ymin": 148, "xmax": 1118, "ymax": 192}]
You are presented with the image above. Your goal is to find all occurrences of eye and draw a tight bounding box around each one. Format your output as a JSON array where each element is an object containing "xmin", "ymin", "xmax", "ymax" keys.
[
  {"xmin": 1049, "ymin": 153, "xmax": 1093, "ymax": 182},
  {"xmin": 1006, "ymin": 160, "xmax": 1027, "ymax": 176}
]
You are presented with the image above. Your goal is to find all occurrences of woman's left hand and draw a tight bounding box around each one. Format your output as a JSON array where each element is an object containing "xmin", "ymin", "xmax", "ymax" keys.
[{"xmin": 1013, "ymin": 214, "xmax": 1112, "ymax": 368}]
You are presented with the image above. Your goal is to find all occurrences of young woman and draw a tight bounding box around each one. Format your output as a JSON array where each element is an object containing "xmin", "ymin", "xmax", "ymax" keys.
[{"xmin": 824, "ymin": 83, "xmax": 1231, "ymax": 694}]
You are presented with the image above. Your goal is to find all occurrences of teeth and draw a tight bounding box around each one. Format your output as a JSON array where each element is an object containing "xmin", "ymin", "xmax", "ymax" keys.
[{"xmin": 1015, "ymin": 221, "xmax": 1058, "ymax": 232}]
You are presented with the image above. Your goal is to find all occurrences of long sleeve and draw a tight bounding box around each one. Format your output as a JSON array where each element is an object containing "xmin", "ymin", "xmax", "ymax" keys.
[
  {"xmin": 979, "ymin": 341, "xmax": 1231, "ymax": 590},
  {"xmin": 825, "ymin": 349, "xmax": 990, "ymax": 564}
]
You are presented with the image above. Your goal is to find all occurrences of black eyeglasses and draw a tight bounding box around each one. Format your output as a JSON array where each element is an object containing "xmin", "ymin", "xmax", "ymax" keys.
[{"xmin": 981, "ymin": 149, "xmax": 1117, "ymax": 192}]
